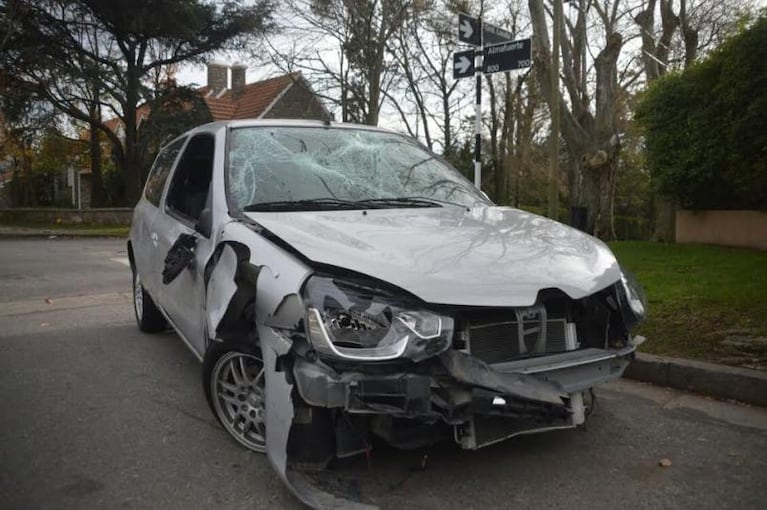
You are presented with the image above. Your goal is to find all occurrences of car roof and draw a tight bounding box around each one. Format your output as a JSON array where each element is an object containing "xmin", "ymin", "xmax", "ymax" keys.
[
  {"xmin": 197, "ymin": 118, "xmax": 400, "ymax": 134},
  {"xmin": 157, "ymin": 119, "xmax": 409, "ymax": 156}
]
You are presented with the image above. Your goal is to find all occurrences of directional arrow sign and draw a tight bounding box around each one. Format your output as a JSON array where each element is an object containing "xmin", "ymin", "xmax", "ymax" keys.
[
  {"xmin": 458, "ymin": 13, "xmax": 481, "ymax": 46},
  {"xmin": 483, "ymin": 38, "xmax": 532, "ymax": 74},
  {"xmin": 453, "ymin": 49, "xmax": 475, "ymax": 79},
  {"xmin": 483, "ymin": 21, "xmax": 514, "ymax": 46}
]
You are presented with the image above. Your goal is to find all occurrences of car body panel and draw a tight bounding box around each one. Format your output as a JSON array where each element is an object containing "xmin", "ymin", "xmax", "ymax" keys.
[
  {"xmin": 245, "ymin": 206, "xmax": 621, "ymax": 307},
  {"xmin": 152, "ymin": 210, "xmax": 211, "ymax": 355},
  {"xmin": 213, "ymin": 220, "xmax": 336, "ymax": 508},
  {"xmin": 130, "ymin": 199, "xmax": 161, "ymax": 297}
]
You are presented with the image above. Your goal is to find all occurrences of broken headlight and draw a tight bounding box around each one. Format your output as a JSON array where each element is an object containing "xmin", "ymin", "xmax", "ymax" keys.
[
  {"xmin": 303, "ymin": 275, "xmax": 454, "ymax": 362},
  {"xmin": 618, "ymin": 268, "xmax": 647, "ymax": 328}
]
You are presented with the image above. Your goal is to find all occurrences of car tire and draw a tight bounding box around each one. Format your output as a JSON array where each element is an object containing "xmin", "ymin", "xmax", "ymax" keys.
[
  {"xmin": 132, "ymin": 269, "xmax": 167, "ymax": 333},
  {"xmin": 203, "ymin": 341, "xmax": 267, "ymax": 453}
]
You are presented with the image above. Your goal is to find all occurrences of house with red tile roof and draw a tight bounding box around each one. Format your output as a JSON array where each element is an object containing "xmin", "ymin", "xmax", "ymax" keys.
[
  {"xmin": 102, "ymin": 63, "xmax": 331, "ymax": 139},
  {"xmin": 78, "ymin": 63, "xmax": 330, "ymax": 207},
  {"xmin": 199, "ymin": 62, "xmax": 330, "ymax": 122}
]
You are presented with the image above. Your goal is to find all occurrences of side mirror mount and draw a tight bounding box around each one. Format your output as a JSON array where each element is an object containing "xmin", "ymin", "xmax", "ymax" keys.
[
  {"xmin": 162, "ymin": 233, "xmax": 197, "ymax": 285},
  {"xmin": 195, "ymin": 208, "xmax": 212, "ymax": 238}
]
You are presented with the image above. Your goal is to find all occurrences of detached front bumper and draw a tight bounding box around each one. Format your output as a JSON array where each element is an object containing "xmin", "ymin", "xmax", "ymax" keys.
[{"xmin": 292, "ymin": 344, "xmax": 636, "ymax": 449}]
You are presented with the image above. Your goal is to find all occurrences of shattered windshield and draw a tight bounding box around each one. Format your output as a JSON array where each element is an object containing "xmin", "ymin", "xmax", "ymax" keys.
[{"xmin": 227, "ymin": 126, "xmax": 490, "ymax": 211}]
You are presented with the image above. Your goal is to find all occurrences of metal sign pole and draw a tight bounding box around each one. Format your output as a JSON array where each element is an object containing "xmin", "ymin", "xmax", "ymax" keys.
[
  {"xmin": 474, "ymin": 23, "xmax": 482, "ymax": 190},
  {"xmin": 474, "ymin": 60, "xmax": 482, "ymax": 189},
  {"xmin": 456, "ymin": 13, "xmax": 531, "ymax": 191}
]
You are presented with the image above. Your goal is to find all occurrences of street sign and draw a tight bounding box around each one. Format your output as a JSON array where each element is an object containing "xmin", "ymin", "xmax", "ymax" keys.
[
  {"xmin": 454, "ymin": 14, "xmax": 533, "ymax": 193},
  {"xmin": 458, "ymin": 13, "xmax": 481, "ymax": 46},
  {"xmin": 483, "ymin": 38, "xmax": 532, "ymax": 74},
  {"xmin": 482, "ymin": 21, "xmax": 514, "ymax": 46},
  {"xmin": 459, "ymin": 13, "xmax": 513, "ymax": 47},
  {"xmin": 453, "ymin": 50, "xmax": 475, "ymax": 79}
]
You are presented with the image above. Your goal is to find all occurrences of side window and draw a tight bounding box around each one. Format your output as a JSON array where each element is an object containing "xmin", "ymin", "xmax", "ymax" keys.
[
  {"xmin": 144, "ymin": 137, "xmax": 186, "ymax": 206},
  {"xmin": 165, "ymin": 133, "xmax": 215, "ymax": 223}
]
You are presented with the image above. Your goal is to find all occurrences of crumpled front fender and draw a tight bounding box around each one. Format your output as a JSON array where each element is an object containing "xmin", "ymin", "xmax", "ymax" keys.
[{"xmin": 210, "ymin": 221, "xmax": 377, "ymax": 509}]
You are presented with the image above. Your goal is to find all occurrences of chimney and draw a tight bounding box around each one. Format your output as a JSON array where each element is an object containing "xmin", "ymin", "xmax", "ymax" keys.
[
  {"xmin": 231, "ymin": 63, "xmax": 247, "ymax": 90},
  {"xmin": 206, "ymin": 60, "xmax": 228, "ymax": 94},
  {"xmin": 160, "ymin": 77, "xmax": 177, "ymax": 91}
]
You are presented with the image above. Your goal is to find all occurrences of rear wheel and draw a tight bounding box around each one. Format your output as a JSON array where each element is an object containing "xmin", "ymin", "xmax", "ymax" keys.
[
  {"xmin": 203, "ymin": 342, "xmax": 266, "ymax": 453},
  {"xmin": 132, "ymin": 269, "xmax": 167, "ymax": 333}
]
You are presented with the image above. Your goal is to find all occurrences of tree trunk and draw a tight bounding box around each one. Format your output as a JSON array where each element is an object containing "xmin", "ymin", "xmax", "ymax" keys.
[
  {"xmin": 528, "ymin": 0, "xmax": 624, "ymax": 239},
  {"xmin": 442, "ymin": 79, "xmax": 452, "ymax": 153},
  {"xmin": 123, "ymin": 60, "xmax": 142, "ymax": 205},
  {"xmin": 88, "ymin": 122, "xmax": 106, "ymax": 207},
  {"xmin": 366, "ymin": 69, "xmax": 381, "ymax": 125},
  {"xmin": 584, "ymin": 156, "xmax": 618, "ymax": 239},
  {"xmin": 88, "ymin": 94, "xmax": 108, "ymax": 208},
  {"xmin": 679, "ymin": 0, "xmax": 699, "ymax": 67},
  {"xmin": 487, "ymin": 77, "xmax": 503, "ymax": 203},
  {"xmin": 364, "ymin": 14, "xmax": 387, "ymax": 127}
]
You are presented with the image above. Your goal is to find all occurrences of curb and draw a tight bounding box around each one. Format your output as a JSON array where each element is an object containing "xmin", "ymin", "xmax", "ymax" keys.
[{"xmin": 624, "ymin": 352, "xmax": 767, "ymax": 407}]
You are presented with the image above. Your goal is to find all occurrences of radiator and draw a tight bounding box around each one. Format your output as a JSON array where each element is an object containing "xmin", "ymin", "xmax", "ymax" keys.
[{"xmin": 468, "ymin": 312, "xmax": 568, "ymax": 364}]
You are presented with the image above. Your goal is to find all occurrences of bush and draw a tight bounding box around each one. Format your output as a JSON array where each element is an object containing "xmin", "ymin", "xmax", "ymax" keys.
[{"xmin": 636, "ymin": 16, "xmax": 767, "ymax": 210}]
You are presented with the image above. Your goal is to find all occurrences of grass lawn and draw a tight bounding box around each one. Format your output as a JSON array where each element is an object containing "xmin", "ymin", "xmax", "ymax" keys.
[
  {"xmin": 0, "ymin": 223, "xmax": 130, "ymax": 237},
  {"xmin": 609, "ymin": 241, "xmax": 767, "ymax": 369}
]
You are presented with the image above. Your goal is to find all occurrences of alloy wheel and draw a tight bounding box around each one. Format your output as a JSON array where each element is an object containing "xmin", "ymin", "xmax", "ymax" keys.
[{"xmin": 211, "ymin": 351, "xmax": 266, "ymax": 452}]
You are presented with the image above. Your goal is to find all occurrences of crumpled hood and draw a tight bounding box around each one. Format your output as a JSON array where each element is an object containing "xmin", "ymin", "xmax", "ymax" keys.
[{"xmin": 246, "ymin": 206, "xmax": 621, "ymax": 307}]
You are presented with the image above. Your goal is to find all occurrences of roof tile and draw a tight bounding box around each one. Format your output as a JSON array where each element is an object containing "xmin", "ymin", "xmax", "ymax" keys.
[{"xmin": 203, "ymin": 73, "xmax": 298, "ymax": 121}]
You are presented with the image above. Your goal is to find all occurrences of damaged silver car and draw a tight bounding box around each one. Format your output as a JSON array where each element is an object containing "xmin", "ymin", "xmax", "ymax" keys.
[{"xmin": 128, "ymin": 119, "xmax": 646, "ymax": 508}]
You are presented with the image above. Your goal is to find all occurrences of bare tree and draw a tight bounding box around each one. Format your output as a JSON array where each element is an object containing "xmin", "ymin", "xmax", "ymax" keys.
[
  {"xmin": 528, "ymin": 0, "xmax": 633, "ymax": 238},
  {"xmin": 635, "ymin": 0, "xmax": 751, "ymax": 82},
  {"xmin": 275, "ymin": 0, "xmax": 416, "ymax": 126},
  {"xmin": 386, "ymin": 4, "xmax": 474, "ymax": 151},
  {"xmin": 479, "ymin": 0, "xmax": 552, "ymax": 206}
]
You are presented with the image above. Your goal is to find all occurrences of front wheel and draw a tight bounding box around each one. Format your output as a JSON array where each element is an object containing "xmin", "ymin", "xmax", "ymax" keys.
[
  {"xmin": 203, "ymin": 342, "xmax": 267, "ymax": 453},
  {"xmin": 132, "ymin": 269, "xmax": 167, "ymax": 333}
]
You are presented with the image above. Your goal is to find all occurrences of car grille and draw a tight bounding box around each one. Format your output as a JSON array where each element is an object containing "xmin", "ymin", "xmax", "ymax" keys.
[{"xmin": 468, "ymin": 315, "xmax": 568, "ymax": 364}]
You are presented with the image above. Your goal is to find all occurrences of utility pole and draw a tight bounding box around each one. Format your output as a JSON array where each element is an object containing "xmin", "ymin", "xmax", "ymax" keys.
[{"xmin": 548, "ymin": 0, "xmax": 562, "ymax": 220}]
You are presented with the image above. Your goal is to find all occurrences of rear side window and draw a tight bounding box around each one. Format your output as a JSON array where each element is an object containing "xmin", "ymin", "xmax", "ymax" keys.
[{"xmin": 144, "ymin": 137, "xmax": 186, "ymax": 206}]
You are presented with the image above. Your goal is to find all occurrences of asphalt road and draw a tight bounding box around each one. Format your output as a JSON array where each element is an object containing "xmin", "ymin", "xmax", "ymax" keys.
[{"xmin": 1, "ymin": 238, "xmax": 766, "ymax": 510}]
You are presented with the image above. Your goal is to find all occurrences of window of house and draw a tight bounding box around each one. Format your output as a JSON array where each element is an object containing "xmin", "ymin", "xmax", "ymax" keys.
[
  {"xmin": 144, "ymin": 137, "xmax": 186, "ymax": 207},
  {"xmin": 165, "ymin": 133, "xmax": 215, "ymax": 223}
]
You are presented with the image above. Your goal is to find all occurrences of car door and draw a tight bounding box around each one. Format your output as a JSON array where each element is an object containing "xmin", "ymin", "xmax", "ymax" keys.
[
  {"xmin": 132, "ymin": 136, "xmax": 187, "ymax": 299},
  {"xmin": 152, "ymin": 131, "xmax": 218, "ymax": 357}
]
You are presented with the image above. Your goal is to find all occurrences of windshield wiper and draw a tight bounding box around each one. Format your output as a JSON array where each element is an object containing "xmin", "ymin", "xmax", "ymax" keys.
[
  {"xmin": 354, "ymin": 197, "xmax": 443, "ymax": 208},
  {"xmin": 244, "ymin": 196, "xmax": 448, "ymax": 212},
  {"xmin": 243, "ymin": 197, "xmax": 383, "ymax": 212}
]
